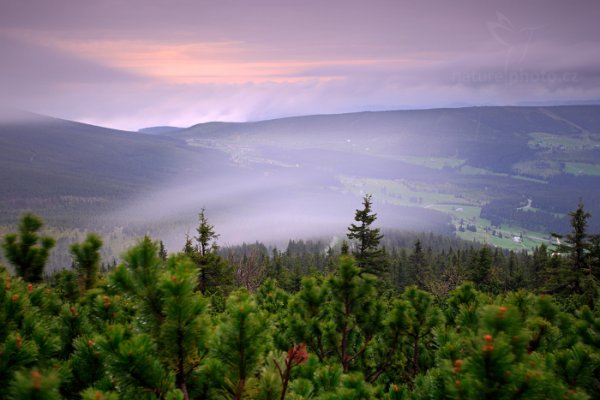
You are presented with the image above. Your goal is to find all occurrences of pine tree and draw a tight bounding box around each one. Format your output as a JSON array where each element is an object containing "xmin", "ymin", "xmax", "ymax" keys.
[
  {"xmin": 401, "ymin": 286, "xmax": 443, "ymax": 381},
  {"xmin": 549, "ymin": 201, "xmax": 598, "ymax": 306},
  {"xmin": 1, "ymin": 210, "xmax": 600, "ymax": 399},
  {"xmin": 347, "ymin": 195, "xmax": 386, "ymax": 275},
  {"xmin": 98, "ymin": 325, "xmax": 176, "ymax": 399},
  {"xmin": 286, "ymin": 276, "xmax": 328, "ymax": 362},
  {"xmin": 2, "ymin": 213, "xmax": 55, "ymax": 283},
  {"xmin": 196, "ymin": 208, "xmax": 219, "ymax": 257},
  {"xmin": 105, "ymin": 239, "xmax": 211, "ymax": 399},
  {"xmin": 326, "ymin": 256, "xmax": 384, "ymax": 373},
  {"xmin": 212, "ymin": 291, "xmax": 268, "ymax": 399},
  {"xmin": 70, "ymin": 233, "xmax": 103, "ymax": 292},
  {"xmin": 111, "ymin": 236, "xmax": 165, "ymax": 334},
  {"xmin": 159, "ymin": 254, "xmax": 209, "ymax": 399}
]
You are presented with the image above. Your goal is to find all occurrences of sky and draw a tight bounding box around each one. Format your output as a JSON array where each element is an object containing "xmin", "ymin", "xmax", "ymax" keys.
[{"xmin": 1, "ymin": 0, "xmax": 599, "ymax": 130}]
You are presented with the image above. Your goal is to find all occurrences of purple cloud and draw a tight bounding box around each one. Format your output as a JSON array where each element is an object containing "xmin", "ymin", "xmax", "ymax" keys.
[{"xmin": 0, "ymin": 0, "xmax": 599, "ymax": 129}]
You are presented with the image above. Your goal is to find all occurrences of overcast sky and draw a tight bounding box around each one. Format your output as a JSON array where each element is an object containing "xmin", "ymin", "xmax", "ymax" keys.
[{"xmin": 1, "ymin": 0, "xmax": 599, "ymax": 130}]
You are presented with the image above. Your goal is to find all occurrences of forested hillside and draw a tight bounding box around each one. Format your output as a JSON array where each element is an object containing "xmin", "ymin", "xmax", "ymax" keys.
[
  {"xmin": 2, "ymin": 106, "xmax": 600, "ymax": 258},
  {"xmin": 170, "ymin": 105, "xmax": 600, "ymax": 244},
  {"xmin": 0, "ymin": 198, "xmax": 598, "ymax": 399},
  {"xmin": 0, "ymin": 110, "xmax": 232, "ymax": 227}
]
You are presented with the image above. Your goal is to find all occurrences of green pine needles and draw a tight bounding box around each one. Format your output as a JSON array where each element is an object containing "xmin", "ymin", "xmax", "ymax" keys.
[
  {"xmin": 0, "ymin": 202, "xmax": 598, "ymax": 399},
  {"xmin": 2, "ymin": 213, "xmax": 55, "ymax": 283}
]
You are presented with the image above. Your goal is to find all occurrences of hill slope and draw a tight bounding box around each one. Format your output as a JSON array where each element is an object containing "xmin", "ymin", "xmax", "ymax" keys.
[
  {"xmin": 162, "ymin": 105, "xmax": 600, "ymax": 249},
  {"xmin": 0, "ymin": 111, "xmax": 230, "ymax": 226},
  {"xmin": 2, "ymin": 106, "xmax": 600, "ymax": 255}
]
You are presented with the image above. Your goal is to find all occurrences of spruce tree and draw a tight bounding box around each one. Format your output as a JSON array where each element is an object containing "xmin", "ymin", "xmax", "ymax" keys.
[
  {"xmin": 187, "ymin": 209, "xmax": 232, "ymax": 295},
  {"xmin": 196, "ymin": 208, "xmax": 219, "ymax": 257},
  {"xmin": 560, "ymin": 201, "xmax": 591, "ymax": 275},
  {"xmin": 2, "ymin": 213, "xmax": 55, "ymax": 283},
  {"xmin": 549, "ymin": 201, "xmax": 598, "ymax": 306},
  {"xmin": 347, "ymin": 194, "xmax": 386, "ymax": 275}
]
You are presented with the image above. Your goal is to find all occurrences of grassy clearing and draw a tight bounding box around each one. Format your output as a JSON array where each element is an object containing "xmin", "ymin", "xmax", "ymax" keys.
[
  {"xmin": 340, "ymin": 176, "xmax": 474, "ymax": 208},
  {"xmin": 527, "ymin": 132, "xmax": 594, "ymax": 150},
  {"xmin": 512, "ymin": 160, "xmax": 561, "ymax": 179},
  {"xmin": 454, "ymin": 220, "xmax": 550, "ymax": 252},
  {"xmin": 340, "ymin": 176, "xmax": 552, "ymax": 252},
  {"xmin": 564, "ymin": 162, "xmax": 600, "ymax": 176}
]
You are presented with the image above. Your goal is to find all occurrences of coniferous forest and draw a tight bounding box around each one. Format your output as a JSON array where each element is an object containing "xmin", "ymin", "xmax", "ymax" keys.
[{"xmin": 1, "ymin": 197, "xmax": 599, "ymax": 400}]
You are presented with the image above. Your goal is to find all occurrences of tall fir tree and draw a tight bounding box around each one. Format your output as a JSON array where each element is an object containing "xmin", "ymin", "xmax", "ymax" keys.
[
  {"xmin": 196, "ymin": 208, "xmax": 219, "ymax": 257},
  {"xmin": 187, "ymin": 210, "xmax": 232, "ymax": 295},
  {"xmin": 347, "ymin": 194, "xmax": 387, "ymax": 275},
  {"xmin": 549, "ymin": 201, "xmax": 598, "ymax": 306}
]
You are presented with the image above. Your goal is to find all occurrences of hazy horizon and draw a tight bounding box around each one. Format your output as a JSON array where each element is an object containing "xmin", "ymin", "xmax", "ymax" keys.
[
  {"xmin": 4, "ymin": 101, "xmax": 600, "ymax": 133},
  {"xmin": 2, "ymin": 0, "xmax": 599, "ymax": 130}
]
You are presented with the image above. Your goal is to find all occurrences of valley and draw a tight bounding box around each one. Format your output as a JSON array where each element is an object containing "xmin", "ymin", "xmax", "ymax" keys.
[{"xmin": 1, "ymin": 106, "xmax": 600, "ymax": 269}]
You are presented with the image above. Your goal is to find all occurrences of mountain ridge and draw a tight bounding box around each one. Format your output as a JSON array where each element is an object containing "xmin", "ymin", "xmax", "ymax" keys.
[{"xmin": 1, "ymin": 105, "xmax": 599, "ymax": 253}]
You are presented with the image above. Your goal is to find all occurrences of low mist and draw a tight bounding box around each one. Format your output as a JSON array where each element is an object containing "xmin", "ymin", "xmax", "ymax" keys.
[{"xmin": 105, "ymin": 160, "xmax": 452, "ymax": 253}]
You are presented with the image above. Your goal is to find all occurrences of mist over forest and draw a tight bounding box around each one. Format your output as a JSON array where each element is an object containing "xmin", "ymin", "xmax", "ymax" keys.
[
  {"xmin": 1, "ymin": 1, "xmax": 600, "ymax": 398},
  {"xmin": 2, "ymin": 106, "xmax": 600, "ymax": 268}
]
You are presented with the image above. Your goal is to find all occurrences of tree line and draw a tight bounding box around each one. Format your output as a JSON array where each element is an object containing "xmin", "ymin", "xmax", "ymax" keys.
[{"xmin": 0, "ymin": 197, "xmax": 598, "ymax": 399}]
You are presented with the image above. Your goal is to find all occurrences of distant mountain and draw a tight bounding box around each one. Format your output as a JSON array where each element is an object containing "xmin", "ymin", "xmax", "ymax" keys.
[
  {"xmin": 2, "ymin": 106, "xmax": 600, "ymax": 255},
  {"xmin": 164, "ymin": 105, "xmax": 600, "ymax": 248},
  {"xmin": 0, "ymin": 111, "xmax": 231, "ymax": 226},
  {"xmin": 138, "ymin": 126, "xmax": 185, "ymax": 135}
]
